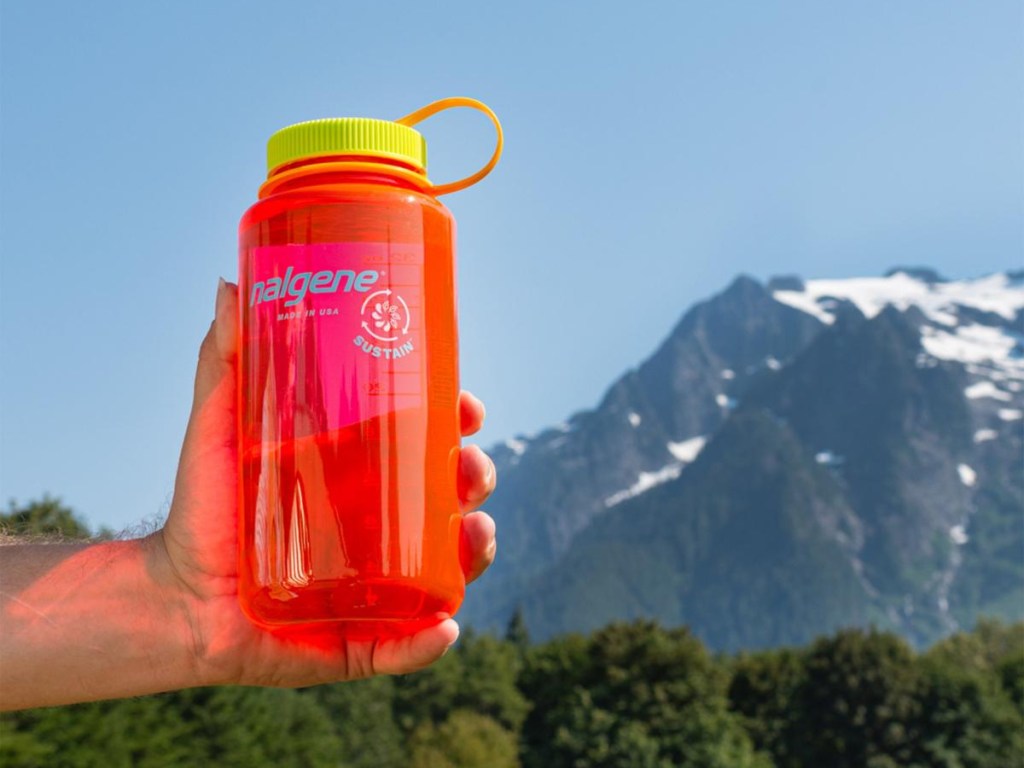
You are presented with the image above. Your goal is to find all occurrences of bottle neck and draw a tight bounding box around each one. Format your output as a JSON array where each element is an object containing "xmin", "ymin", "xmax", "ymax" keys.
[{"xmin": 259, "ymin": 155, "xmax": 430, "ymax": 199}]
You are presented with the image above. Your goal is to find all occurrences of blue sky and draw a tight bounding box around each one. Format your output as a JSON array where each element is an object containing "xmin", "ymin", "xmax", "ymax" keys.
[{"xmin": 1, "ymin": 1, "xmax": 1021, "ymax": 530}]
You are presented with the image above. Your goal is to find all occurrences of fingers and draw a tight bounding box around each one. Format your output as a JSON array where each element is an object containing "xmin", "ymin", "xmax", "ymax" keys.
[
  {"xmin": 458, "ymin": 444, "xmax": 496, "ymax": 512},
  {"xmin": 457, "ymin": 445, "xmax": 496, "ymax": 512},
  {"xmin": 460, "ymin": 510, "xmax": 497, "ymax": 583},
  {"xmin": 457, "ymin": 391, "xmax": 495, "ymax": 519},
  {"xmin": 458, "ymin": 391, "xmax": 486, "ymax": 437},
  {"xmin": 175, "ymin": 279, "xmax": 239, "ymax": 500},
  {"xmin": 455, "ymin": 407, "xmax": 497, "ymax": 581},
  {"xmin": 372, "ymin": 618, "xmax": 460, "ymax": 675},
  {"xmin": 193, "ymin": 279, "xmax": 239, "ymax": 410},
  {"xmin": 215, "ymin": 279, "xmax": 239, "ymax": 362}
]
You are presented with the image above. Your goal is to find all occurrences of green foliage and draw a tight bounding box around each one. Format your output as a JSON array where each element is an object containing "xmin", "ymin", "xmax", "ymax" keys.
[
  {"xmin": 727, "ymin": 648, "xmax": 805, "ymax": 768},
  {"xmin": 996, "ymin": 651, "xmax": 1024, "ymax": 710},
  {"xmin": 519, "ymin": 621, "xmax": 770, "ymax": 768},
  {"xmin": 393, "ymin": 628, "xmax": 529, "ymax": 734},
  {"xmin": 538, "ymin": 688, "xmax": 665, "ymax": 768},
  {"xmin": 3, "ymin": 694, "xmax": 198, "ymax": 768},
  {"xmin": 1, "ymin": 688, "xmax": 341, "ymax": 768},
  {"xmin": 1, "ymin": 496, "xmax": 94, "ymax": 539},
  {"xmin": 734, "ymin": 623, "xmax": 1024, "ymax": 768},
  {"xmin": 2, "ymin": 517, "xmax": 1020, "ymax": 768},
  {"xmin": 788, "ymin": 629, "xmax": 922, "ymax": 768},
  {"xmin": 912, "ymin": 654, "xmax": 1024, "ymax": 767},
  {"xmin": 409, "ymin": 710, "xmax": 520, "ymax": 768},
  {"xmin": 174, "ymin": 687, "xmax": 341, "ymax": 767},
  {"xmin": 302, "ymin": 677, "xmax": 406, "ymax": 768},
  {"xmin": 925, "ymin": 617, "xmax": 1024, "ymax": 674}
]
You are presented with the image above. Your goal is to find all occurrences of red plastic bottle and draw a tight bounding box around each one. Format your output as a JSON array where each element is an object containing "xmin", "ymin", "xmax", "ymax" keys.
[{"xmin": 236, "ymin": 98, "xmax": 502, "ymax": 637}]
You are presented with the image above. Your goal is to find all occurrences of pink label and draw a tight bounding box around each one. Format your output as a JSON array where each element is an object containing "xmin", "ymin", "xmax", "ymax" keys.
[{"xmin": 247, "ymin": 242, "xmax": 424, "ymax": 435}]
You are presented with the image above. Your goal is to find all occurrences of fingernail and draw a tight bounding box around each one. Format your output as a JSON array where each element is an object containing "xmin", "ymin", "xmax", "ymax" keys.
[
  {"xmin": 447, "ymin": 620, "xmax": 461, "ymax": 648},
  {"xmin": 216, "ymin": 277, "xmax": 227, "ymax": 315}
]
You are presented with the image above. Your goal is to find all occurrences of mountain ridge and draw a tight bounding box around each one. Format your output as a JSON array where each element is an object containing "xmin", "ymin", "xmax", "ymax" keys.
[{"xmin": 463, "ymin": 268, "xmax": 1024, "ymax": 649}]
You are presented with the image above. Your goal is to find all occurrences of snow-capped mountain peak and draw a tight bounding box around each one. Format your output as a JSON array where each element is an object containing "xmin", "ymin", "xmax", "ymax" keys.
[
  {"xmin": 772, "ymin": 270, "xmax": 1024, "ymax": 387},
  {"xmin": 772, "ymin": 270, "xmax": 1024, "ymax": 328}
]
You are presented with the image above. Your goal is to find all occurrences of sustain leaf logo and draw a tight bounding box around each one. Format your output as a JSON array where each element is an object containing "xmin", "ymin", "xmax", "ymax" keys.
[{"xmin": 372, "ymin": 300, "xmax": 402, "ymax": 332}]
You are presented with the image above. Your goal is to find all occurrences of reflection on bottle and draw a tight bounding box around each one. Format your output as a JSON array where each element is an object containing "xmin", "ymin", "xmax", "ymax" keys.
[
  {"xmin": 254, "ymin": 465, "xmax": 269, "ymax": 585},
  {"xmin": 285, "ymin": 476, "xmax": 313, "ymax": 589}
]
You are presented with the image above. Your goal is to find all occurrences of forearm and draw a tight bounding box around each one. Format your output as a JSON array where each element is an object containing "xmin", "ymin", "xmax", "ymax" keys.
[{"xmin": 0, "ymin": 535, "xmax": 199, "ymax": 710}]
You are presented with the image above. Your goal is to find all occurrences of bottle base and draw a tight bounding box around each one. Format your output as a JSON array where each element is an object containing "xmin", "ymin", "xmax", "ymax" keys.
[{"xmin": 240, "ymin": 577, "xmax": 463, "ymax": 640}]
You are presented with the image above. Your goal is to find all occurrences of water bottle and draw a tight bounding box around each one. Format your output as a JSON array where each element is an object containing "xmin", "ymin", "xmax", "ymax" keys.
[{"xmin": 236, "ymin": 97, "xmax": 502, "ymax": 637}]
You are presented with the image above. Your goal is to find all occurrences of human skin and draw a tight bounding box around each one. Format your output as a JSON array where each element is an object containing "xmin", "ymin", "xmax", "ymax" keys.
[{"xmin": 0, "ymin": 280, "xmax": 497, "ymax": 711}]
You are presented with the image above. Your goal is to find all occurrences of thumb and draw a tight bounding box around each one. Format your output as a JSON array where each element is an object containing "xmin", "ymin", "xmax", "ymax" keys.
[{"xmin": 372, "ymin": 619, "xmax": 461, "ymax": 676}]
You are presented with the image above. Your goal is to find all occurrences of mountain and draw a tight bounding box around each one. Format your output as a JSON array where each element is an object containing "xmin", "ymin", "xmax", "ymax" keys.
[{"xmin": 462, "ymin": 269, "xmax": 1024, "ymax": 651}]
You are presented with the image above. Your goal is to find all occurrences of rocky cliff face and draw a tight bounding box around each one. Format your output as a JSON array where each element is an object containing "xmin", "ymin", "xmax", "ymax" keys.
[{"xmin": 462, "ymin": 270, "xmax": 1024, "ymax": 651}]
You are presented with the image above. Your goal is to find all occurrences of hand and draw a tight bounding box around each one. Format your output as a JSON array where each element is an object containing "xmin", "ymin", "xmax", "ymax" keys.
[{"xmin": 156, "ymin": 279, "xmax": 498, "ymax": 687}]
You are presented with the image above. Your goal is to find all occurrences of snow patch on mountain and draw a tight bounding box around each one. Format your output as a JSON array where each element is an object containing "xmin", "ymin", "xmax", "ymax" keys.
[
  {"xmin": 964, "ymin": 381, "xmax": 1013, "ymax": 401},
  {"xmin": 957, "ymin": 464, "xmax": 977, "ymax": 488},
  {"xmin": 627, "ymin": 411, "xmax": 642, "ymax": 427},
  {"xmin": 604, "ymin": 463, "xmax": 682, "ymax": 508},
  {"xmin": 921, "ymin": 324, "xmax": 1023, "ymax": 377},
  {"xmin": 950, "ymin": 525, "xmax": 969, "ymax": 545},
  {"xmin": 505, "ymin": 437, "xmax": 528, "ymax": 456},
  {"xmin": 604, "ymin": 437, "xmax": 707, "ymax": 508},
  {"xmin": 973, "ymin": 429, "xmax": 998, "ymax": 443},
  {"xmin": 667, "ymin": 436, "xmax": 706, "ymax": 463},
  {"xmin": 816, "ymin": 450, "xmax": 844, "ymax": 466}
]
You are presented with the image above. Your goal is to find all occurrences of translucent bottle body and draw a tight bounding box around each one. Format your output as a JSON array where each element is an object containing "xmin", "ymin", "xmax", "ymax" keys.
[{"xmin": 237, "ymin": 168, "xmax": 463, "ymax": 636}]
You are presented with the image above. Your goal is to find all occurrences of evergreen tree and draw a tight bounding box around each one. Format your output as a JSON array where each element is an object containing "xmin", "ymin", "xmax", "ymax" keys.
[
  {"xmin": 505, "ymin": 605, "xmax": 531, "ymax": 652},
  {"xmin": 995, "ymin": 651, "xmax": 1024, "ymax": 710}
]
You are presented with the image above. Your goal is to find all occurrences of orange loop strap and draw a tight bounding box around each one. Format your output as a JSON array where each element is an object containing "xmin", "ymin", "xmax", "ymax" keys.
[{"xmin": 396, "ymin": 97, "xmax": 503, "ymax": 196}]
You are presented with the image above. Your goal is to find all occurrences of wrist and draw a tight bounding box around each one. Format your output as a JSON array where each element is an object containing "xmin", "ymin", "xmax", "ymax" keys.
[{"xmin": 143, "ymin": 529, "xmax": 209, "ymax": 688}]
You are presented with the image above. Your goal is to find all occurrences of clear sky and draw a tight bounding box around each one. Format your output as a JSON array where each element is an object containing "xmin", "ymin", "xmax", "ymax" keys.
[{"xmin": 1, "ymin": 1, "xmax": 1021, "ymax": 530}]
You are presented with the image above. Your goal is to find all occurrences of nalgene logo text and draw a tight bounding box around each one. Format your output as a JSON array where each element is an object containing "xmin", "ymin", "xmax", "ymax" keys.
[{"xmin": 250, "ymin": 266, "xmax": 380, "ymax": 307}]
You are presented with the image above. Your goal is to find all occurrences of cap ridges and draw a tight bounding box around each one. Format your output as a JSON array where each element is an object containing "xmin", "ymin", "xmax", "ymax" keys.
[{"xmin": 266, "ymin": 117, "xmax": 426, "ymax": 175}]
